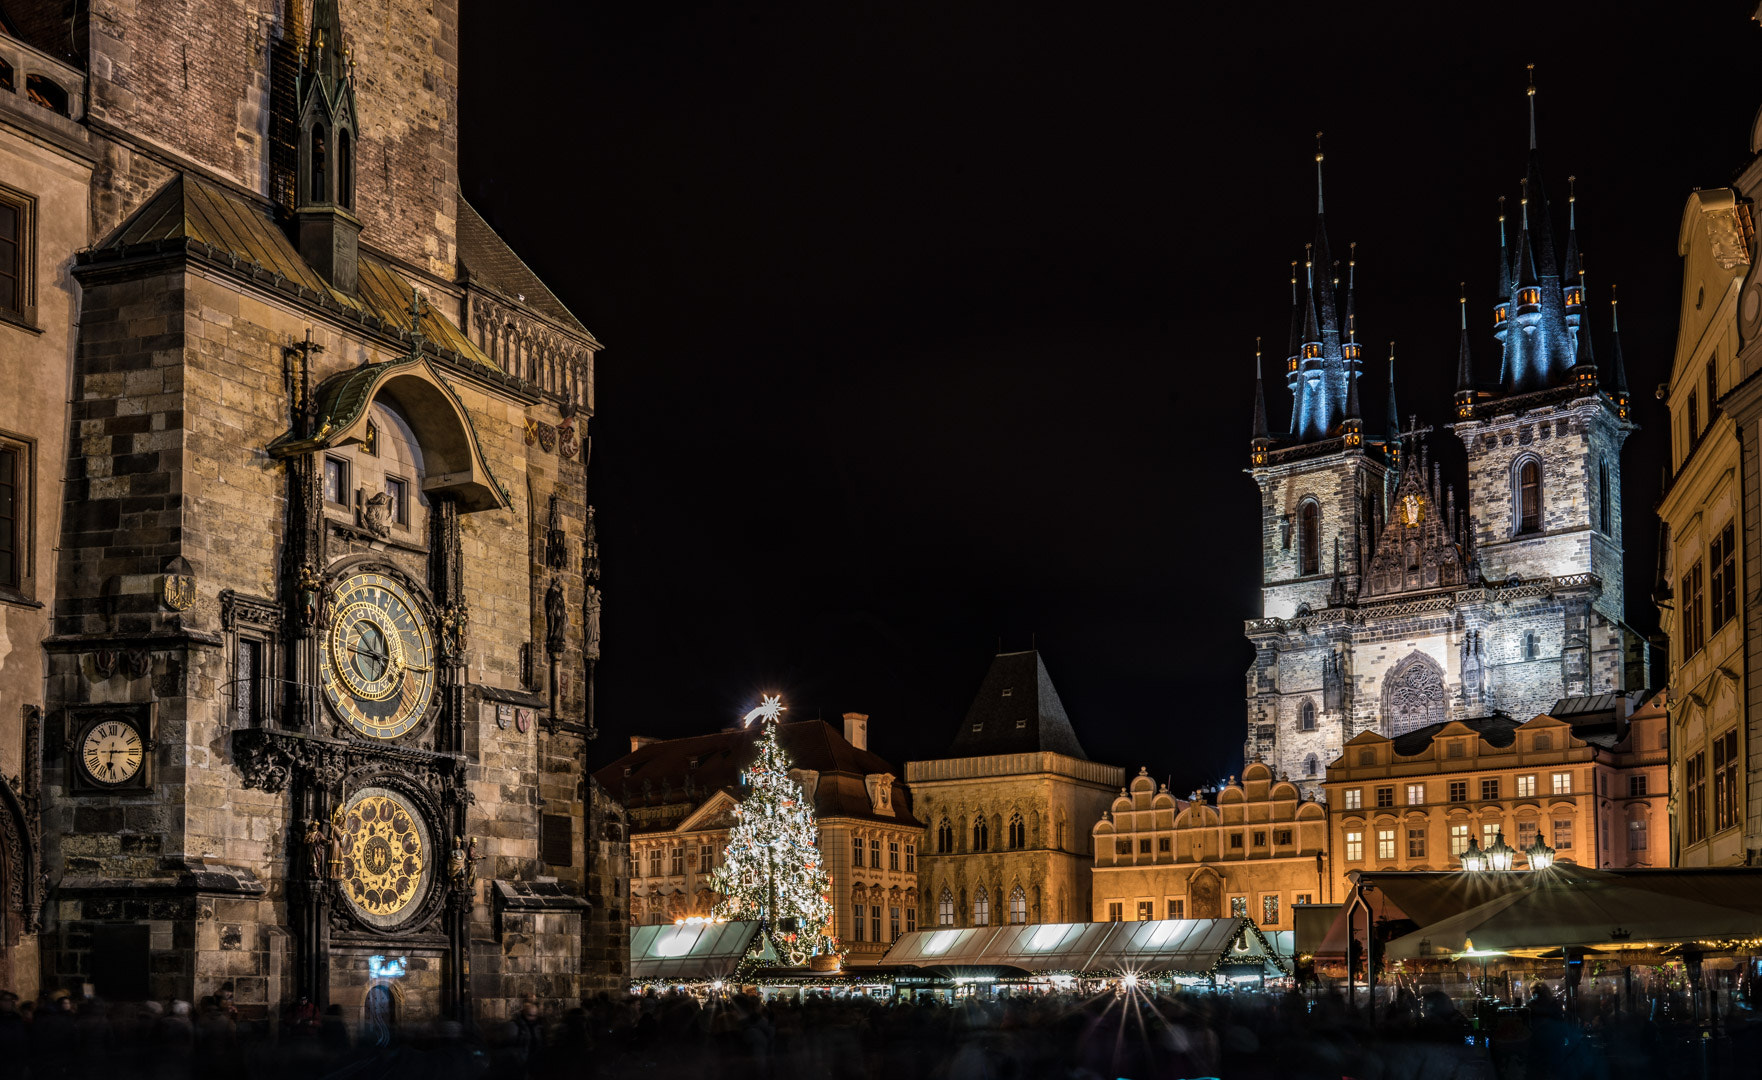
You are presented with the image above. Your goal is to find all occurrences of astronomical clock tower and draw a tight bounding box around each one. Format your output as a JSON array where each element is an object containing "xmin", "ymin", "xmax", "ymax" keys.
[{"xmin": 29, "ymin": 0, "xmax": 626, "ymax": 1023}]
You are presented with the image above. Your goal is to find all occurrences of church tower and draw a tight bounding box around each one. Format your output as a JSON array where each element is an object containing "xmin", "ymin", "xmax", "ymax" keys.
[
  {"xmin": 1244, "ymin": 144, "xmax": 1396, "ymax": 778},
  {"xmin": 1243, "ymin": 73, "xmax": 1644, "ymax": 795}
]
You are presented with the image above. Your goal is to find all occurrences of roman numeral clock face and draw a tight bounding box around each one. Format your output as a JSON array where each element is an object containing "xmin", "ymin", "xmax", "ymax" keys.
[
  {"xmin": 81, "ymin": 721, "xmax": 144, "ymax": 786},
  {"xmin": 318, "ymin": 573, "xmax": 437, "ymax": 740}
]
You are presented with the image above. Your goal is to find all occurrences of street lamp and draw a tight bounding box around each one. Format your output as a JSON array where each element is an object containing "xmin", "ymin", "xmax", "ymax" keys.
[
  {"xmin": 1460, "ymin": 836, "xmax": 1488, "ymax": 872},
  {"xmin": 1525, "ymin": 831, "xmax": 1555, "ymax": 870},
  {"xmin": 1486, "ymin": 831, "xmax": 1516, "ymax": 872}
]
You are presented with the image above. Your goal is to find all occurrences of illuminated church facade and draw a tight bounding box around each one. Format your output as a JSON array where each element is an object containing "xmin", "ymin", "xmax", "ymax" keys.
[{"xmin": 1244, "ymin": 86, "xmax": 1648, "ymax": 795}]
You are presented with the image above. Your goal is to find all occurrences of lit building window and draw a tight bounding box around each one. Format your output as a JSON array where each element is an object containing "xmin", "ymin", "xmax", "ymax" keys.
[
  {"xmin": 1406, "ymin": 783, "xmax": 1425, "ymax": 806},
  {"xmin": 1230, "ymin": 896, "xmax": 1248, "ymax": 918},
  {"xmin": 938, "ymin": 889, "xmax": 954, "ymax": 926},
  {"xmin": 1376, "ymin": 829, "xmax": 1396, "ymax": 860},
  {"xmin": 1343, "ymin": 789, "xmax": 1362, "ymax": 810},
  {"xmin": 1449, "ymin": 824, "xmax": 1469, "ymax": 856},
  {"xmin": 1262, "ymin": 894, "xmax": 1279, "ymax": 926},
  {"xmin": 973, "ymin": 887, "xmax": 989, "ymax": 926},
  {"xmin": 1344, "ymin": 831, "xmax": 1363, "ymax": 862},
  {"xmin": 1551, "ymin": 772, "xmax": 1572, "ymax": 795},
  {"xmin": 1010, "ymin": 887, "xmax": 1027, "ymax": 924},
  {"xmin": 1628, "ymin": 817, "xmax": 1648, "ymax": 851}
]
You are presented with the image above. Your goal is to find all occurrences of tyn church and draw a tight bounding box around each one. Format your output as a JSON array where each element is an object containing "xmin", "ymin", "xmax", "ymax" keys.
[{"xmin": 1244, "ymin": 83, "xmax": 1646, "ymax": 794}]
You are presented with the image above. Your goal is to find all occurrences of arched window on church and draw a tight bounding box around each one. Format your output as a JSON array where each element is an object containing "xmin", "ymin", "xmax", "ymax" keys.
[
  {"xmin": 938, "ymin": 888, "xmax": 954, "ymax": 926},
  {"xmin": 973, "ymin": 886, "xmax": 990, "ymax": 926},
  {"xmin": 1008, "ymin": 886, "xmax": 1027, "ymax": 924},
  {"xmin": 1517, "ymin": 459, "xmax": 1542, "ymax": 534},
  {"xmin": 1598, "ymin": 458, "xmax": 1612, "ymax": 535},
  {"xmin": 337, "ymin": 129, "xmax": 354, "ymax": 210},
  {"xmin": 1299, "ymin": 501, "xmax": 1320, "ymax": 576},
  {"xmin": 310, "ymin": 122, "xmax": 328, "ymax": 204},
  {"xmin": 1522, "ymin": 631, "xmax": 1539, "ymax": 661},
  {"xmin": 1299, "ymin": 699, "xmax": 1316, "ymax": 732},
  {"xmin": 973, "ymin": 814, "xmax": 989, "ymax": 853},
  {"xmin": 936, "ymin": 817, "xmax": 953, "ymax": 854},
  {"xmin": 1304, "ymin": 753, "xmax": 1319, "ymax": 777},
  {"xmin": 1008, "ymin": 812, "xmax": 1025, "ymax": 850}
]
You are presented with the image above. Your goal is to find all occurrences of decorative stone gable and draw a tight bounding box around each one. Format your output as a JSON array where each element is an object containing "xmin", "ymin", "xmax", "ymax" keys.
[{"xmin": 1361, "ymin": 449, "xmax": 1469, "ymax": 598}]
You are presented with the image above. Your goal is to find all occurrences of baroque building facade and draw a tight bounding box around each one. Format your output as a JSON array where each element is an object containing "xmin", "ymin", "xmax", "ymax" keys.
[
  {"xmin": 1323, "ymin": 691, "xmax": 1667, "ymax": 897},
  {"xmin": 1662, "ymin": 139, "xmax": 1762, "ymax": 866},
  {"xmin": 1090, "ymin": 764, "xmax": 1330, "ymax": 931},
  {"xmin": 1246, "ymin": 83, "xmax": 1645, "ymax": 793},
  {"xmin": 0, "ymin": 0, "xmax": 626, "ymax": 1021},
  {"xmin": 597, "ymin": 712, "xmax": 919, "ymax": 967},
  {"xmin": 906, "ymin": 650, "xmax": 1124, "ymax": 930}
]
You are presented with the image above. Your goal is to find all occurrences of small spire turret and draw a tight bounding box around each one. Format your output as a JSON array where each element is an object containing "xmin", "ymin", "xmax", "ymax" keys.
[
  {"xmin": 1385, "ymin": 342, "xmax": 1401, "ymax": 468},
  {"xmin": 1455, "ymin": 285, "xmax": 1476, "ymax": 419},
  {"xmin": 1571, "ymin": 264, "xmax": 1598, "ymax": 393},
  {"xmin": 1608, "ymin": 286, "xmax": 1630, "ymax": 419},
  {"xmin": 1251, "ymin": 338, "xmax": 1271, "ymax": 464}
]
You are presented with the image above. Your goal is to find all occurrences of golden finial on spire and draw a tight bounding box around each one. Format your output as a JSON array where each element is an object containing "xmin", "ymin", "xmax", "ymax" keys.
[
  {"xmin": 1315, "ymin": 130, "xmax": 1324, "ymax": 164},
  {"xmin": 1498, "ymin": 194, "xmax": 1507, "ymax": 222},
  {"xmin": 1568, "ymin": 174, "xmax": 1577, "ymax": 200},
  {"xmin": 1256, "ymin": 335, "xmax": 1262, "ymax": 360},
  {"xmin": 1526, "ymin": 63, "xmax": 1536, "ymax": 96}
]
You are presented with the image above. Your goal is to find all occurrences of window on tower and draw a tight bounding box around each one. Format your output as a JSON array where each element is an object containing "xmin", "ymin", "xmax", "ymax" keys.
[
  {"xmin": 1299, "ymin": 699, "xmax": 1316, "ymax": 731},
  {"xmin": 338, "ymin": 130, "xmax": 354, "ymax": 210},
  {"xmin": 1299, "ymin": 501, "xmax": 1320, "ymax": 576},
  {"xmin": 1598, "ymin": 459, "xmax": 1612, "ymax": 535},
  {"xmin": 310, "ymin": 122, "xmax": 328, "ymax": 203},
  {"xmin": 973, "ymin": 815, "xmax": 989, "ymax": 853},
  {"xmin": 1517, "ymin": 459, "xmax": 1542, "ymax": 534}
]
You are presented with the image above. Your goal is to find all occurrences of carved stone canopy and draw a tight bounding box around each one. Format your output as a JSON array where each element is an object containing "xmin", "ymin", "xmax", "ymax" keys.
[{"xmin": 268, "ymin": 355, "xmax": 509, "ymax": 513}]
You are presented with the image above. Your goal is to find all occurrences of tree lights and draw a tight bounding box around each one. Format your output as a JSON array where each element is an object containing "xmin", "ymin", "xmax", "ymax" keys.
[{"xmin": 709, "ymin": 695, "xmax": 840, "ymax": 968}]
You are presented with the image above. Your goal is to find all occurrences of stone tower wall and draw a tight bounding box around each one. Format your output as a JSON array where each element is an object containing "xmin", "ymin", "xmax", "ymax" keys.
[{"xmin": 1254, "ymin": 451, "xmax": 1388, "ymax": 620}]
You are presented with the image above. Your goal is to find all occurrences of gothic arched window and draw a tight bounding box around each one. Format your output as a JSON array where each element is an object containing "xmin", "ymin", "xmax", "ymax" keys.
[
  {"xmin": 1304, "ymin": 753, "xmax": 1319, "ymax": 777},
  {"xmin": 1008, "ymin": 812, "xmax": 1025, "ymax": 850},
  {"xmin": 1517, "ymin": 459, "xmax": 1542, "ymax": 535},
  {"xmin": 1299, "ymin": 699, "xmax": 1317, "ymax": 732},
  {"xmin": 936, "ymin": 818, "xmax": 953, "ymax": 854},
  {"xmin": 973, "ymin": 886, "xmax": 990, "ymax": 926},
  {"xmin": 310, "ymin": 122, "xmax": 329, "ymax": 204},
  {"xmin": 1598, "ymin": 458, "xmax": 1612, "ymax": 535},
  {"xmin": 1008, "ymin": 886, "xmax": 1027, "ymax": 924},
  {"xmin": 973, "ymin": 814, "xmax": 989, "ymax": 853},
  {"xmin": 1522, "ymin": 631, "xmax": 1539, "ymax": 661},
  {"xmin": 1299, "ymin": 501, "xmax": 1321, "ymax": 576},
  {"xmin": 337, "ymin": 129, "xmax": 354, "ymax": 210},
  {"xmin": 938, "ymin": 887, "xmax": 954, "ymax": 926}
]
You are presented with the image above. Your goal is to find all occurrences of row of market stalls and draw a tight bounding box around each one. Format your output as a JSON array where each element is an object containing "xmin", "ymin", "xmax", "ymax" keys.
[
  {"xmin": 629, "ymin": 916, "xmax": 1295, "ymax": 998},
  {"xmin": 1308, "ymin": 865, "xmax": 1762, "ymax": 1015}
]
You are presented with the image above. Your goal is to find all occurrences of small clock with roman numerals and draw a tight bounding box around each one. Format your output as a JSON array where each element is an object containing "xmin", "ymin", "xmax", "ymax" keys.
[{"xmin": 75, "ymin": 714, "xmax": 150, "ymax": 790}]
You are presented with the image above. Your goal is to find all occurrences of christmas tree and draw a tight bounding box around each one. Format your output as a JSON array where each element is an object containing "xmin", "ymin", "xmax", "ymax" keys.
[{"xmin": 708, "ymin": 696, "xmax": 838, "ymax": 966}]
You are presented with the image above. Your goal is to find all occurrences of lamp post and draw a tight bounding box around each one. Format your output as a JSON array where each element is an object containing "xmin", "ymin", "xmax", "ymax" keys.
[
  {"xmin": 1525, "ymin": 832, "xmax": 1555, "ymax": 870},
  {"xmin": 1486, "ymin": 832, "xmax": 1516, "ymax": 872},
  {"xmin": 1460, "ymin": 836, "xmax": 1488, "ymax": 872}
]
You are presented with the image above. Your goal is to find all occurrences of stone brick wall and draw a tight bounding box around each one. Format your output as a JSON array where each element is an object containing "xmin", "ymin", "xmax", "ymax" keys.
[
  {"xmin": 580, "ymin": 779, "xmax": 628, "ymax": 995},
  {"xmin": 1254, "ymin": 449, "xmax": 1390, "ymax": 620}
]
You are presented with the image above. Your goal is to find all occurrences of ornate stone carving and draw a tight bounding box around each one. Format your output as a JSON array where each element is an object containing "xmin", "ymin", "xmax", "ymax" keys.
[
  {"xmin": 121, "ymin": 649, "xmax": 151, "ymax": 680},
  {"xmin": 544, "ymin": 494, "xmax": 566, "ymax": 570},
  {"xmin": 1381, "ymin": 651, "xmax": 1446, "ymax": 736},
  {"xmin": 544, "ymin": 578, "xmax": 566, "ymax": 656},
  {"xmin": 220, "ymin": 590, "xmax": 284, "ymax": 631},
  {"xmin": 362, "ymin": 491, "xmax": 394, "ymax": 538},
  {"xmin": 583, "ymin": 584, "xmax": 602, "ymax": 661}
]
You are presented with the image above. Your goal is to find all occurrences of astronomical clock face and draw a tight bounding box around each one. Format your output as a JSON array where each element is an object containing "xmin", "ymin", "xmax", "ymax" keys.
[
  {"xmin": 339, "ymin": 788, "xmax": 431, "ymax": 927},
  {"xmin": 319, "ymin": 571, "xmax": 436, "ymax": 739}
]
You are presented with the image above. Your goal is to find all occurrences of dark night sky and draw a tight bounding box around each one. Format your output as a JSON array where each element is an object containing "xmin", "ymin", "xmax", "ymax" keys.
[{"xmin": 460, "ymin": 2, "xmax": 1762, "ymax": 788}]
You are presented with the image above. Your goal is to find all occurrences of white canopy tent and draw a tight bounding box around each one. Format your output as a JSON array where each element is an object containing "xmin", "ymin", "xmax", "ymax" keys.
[
  {"xmin": 880, "ymin": 918, "xmax": 1289, "ymax": 978},
  {"xmin": 629, "ymin": 919, "xmax": 763, "ymax": 982}
]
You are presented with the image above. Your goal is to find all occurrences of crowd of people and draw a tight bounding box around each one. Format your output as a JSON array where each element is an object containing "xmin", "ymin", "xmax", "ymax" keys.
[{"xmin": 0, "ymin": 981, "xmax": 1757, "ymax": 1079}]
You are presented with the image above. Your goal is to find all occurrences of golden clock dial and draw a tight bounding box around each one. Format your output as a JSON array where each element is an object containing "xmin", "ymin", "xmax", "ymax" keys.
[
  {"xmin": 319, "ymin": 572, "xmax": 437, "ymax": 740},
  {"xmin": 81, "ymin": 720, "xmax": 144, "ymax": 786},
  {"xmin": 339, "ymin": 790, "xmax": 429, "ymax": 924}
]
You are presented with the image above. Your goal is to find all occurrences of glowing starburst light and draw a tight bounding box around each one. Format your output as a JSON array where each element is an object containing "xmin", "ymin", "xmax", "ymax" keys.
[{"xmin": 742, "ymin": 694, "xmax": 785, "ymax": 726}]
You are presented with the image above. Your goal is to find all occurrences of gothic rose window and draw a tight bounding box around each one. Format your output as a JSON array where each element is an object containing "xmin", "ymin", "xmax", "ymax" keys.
[{"xmin": 1381, "ymin": 652, "xmax": 1446, "ymax": 736}]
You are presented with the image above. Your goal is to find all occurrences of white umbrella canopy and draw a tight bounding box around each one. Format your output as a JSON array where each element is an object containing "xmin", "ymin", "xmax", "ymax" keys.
[{"xmin": 1385, "ymin": 865, "xmax": 1762, "ymax": 959}]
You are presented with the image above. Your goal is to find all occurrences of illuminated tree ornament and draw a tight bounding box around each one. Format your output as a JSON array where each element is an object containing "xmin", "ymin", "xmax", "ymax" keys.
[{"xmin": 710, "ymin": 696, "xmax": 839, "ymax": 967}]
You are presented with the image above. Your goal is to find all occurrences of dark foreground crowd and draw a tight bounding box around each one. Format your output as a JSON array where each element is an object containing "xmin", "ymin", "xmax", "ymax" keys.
[{"xmin": 2, "ymin": 982, "xmax": 1759, "ymax": 1080}]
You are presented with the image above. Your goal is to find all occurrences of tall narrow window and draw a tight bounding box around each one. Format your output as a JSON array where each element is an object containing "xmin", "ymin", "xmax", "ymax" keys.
[
  {"xmin": 1714, "ymin": 729, "xmax": 1740, "ymax": 832},
  {"xmin": 1517, "ymin": 459, "xmax": 1542, "ymax": 534},
  {"xmin": 1299, "ymin": 699, "xmax": 1316, "ymax": 731},
  {"xmin": 310, "ymin": 123, "xmax": 328, "ymax": 204},
  {"xmin": 972, "ymin": 815, "xmax": 989, "ymax": 853},
  {"xmin": 1682, "ymin": 560, "xmax": 1706, "ymax": 657},
  {"xmin": 1598, "ymin": 459, "xmax": 1612, "ymax": 535},
  {"xmin": 1303, "ymin": 753, "xmax": 1319, "ymax": 776},
  {"xmin": 1009, "ymin": 886, "xmax": 1027, "ymax": 924},
  {"xmin": 1688, "ymin": 391, "xmax": 1700, "ymax": 450},
  {"xmin": 235, "ymin": 638, "xmax": 263, "ymax": 725},
  {"xmin": 852, "ymin": 903, "xmax": 864, "ymax": 941},
  {"xmin": 1710, "ymin": 522, "xmax": 1737, "ymax": 635},
  {"xmin": 1707, "ymin": 358, "xmax": 1719, "ymax": 417},
  {"xmin": 337, "ymin": 130, "xmax": 354, "ymax": 210},
  {"xmin": 1686, "ymin": 752, "xmax": 1707, "ymax": 845},
  {"xmin": 1299, "ymin": 502, "xmax": 1320, "ymax": 576},
  {"xmin": 972, "ymin": 887, "xmax": 989, "ymax": 926},
  {"xmin": 936, "ymin": 818, "xmax": 953, "ymax": 853},
  {"xmin": 0, "ymin": 446, "xmax": 17, "ymax": 588},
  {"xmin": 904, "ymin": 844, "xmax": 915, "ymax": 872},
  {"xmin": 938, "ymin": 888, "xmax": 954, "ymax": 926},
  {"xmin": 0, "ymin": 197, "xmax": 20, "ymax": 316},
  {"xmin": 1008, "ymin": 813, "xmax": 1025, "ymax": 850},
  {"xmin": 0, "ymin": 58, "xmax": 12, "ymax": 93}
]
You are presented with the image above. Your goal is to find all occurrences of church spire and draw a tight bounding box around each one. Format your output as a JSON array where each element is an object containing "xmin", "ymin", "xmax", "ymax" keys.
[
  {"xmin": 1455, "ymin": 286, "xmax": 1477, "ymax": 420},
  {"xmin": 308, "ymin": 0, "xmax": 350, "ymax": 87},
  {"xmin": 1251, "ymin": 338, "xmax": 1269, "ymax": 440},
  {"xmin": 294, "ymin": 0, "xmax": 362, "ymax": 292},
  {"xmin": 1608, "ymin": 285, "xmax": 1631, "ymax": 419},
  {"xmin": 1571, "ymin": 260, "xmax": 1598, "ymax": 393}
]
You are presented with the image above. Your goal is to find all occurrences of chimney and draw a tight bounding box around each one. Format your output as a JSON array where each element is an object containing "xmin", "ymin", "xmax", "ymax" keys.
[
  {"xmin": 629, "ymin": 735, "xmax": 659, "ymax": 753},
  {"xmin": 842, "ymin": 712, "xmax": 869, "ymax": 752}
]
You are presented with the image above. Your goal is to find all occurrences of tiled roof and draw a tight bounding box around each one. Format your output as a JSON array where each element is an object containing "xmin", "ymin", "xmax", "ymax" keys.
[
  {"xmin": 593, "ymin": 719, "xmax": 919, "ymax": 830},
  {"xmin": 91, "ymin": 172, "xmax": 492, "ymax": 366},
  {"xmin": 946, "ymin": 650, "xmax": 1089, "ymax": 760},
  {"xmin": 457, "ymin": 199, "xmax": 599, "ymax": 344}
]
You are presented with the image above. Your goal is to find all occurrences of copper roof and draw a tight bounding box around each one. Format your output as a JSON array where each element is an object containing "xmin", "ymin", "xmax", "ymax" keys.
[{"xmin": 91, "ymin": 172, "xmax": 493, "ymax": 367}]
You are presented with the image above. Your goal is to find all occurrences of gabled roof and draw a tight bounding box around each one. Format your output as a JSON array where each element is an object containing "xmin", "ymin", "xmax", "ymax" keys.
[
  {"xmin": 947, "ymin": 650, "xmax": 1089, "ymax": 760},
  {"xmin": 89, "ymin": 173, "xmax": 491, "ymax": 366},
  {"xmin": 457, "ymin": 199, "xmax": 600, "ymax": 345},
  {"xmin": 593, "ymin": 718, "xmax": 919, "ymax": 831}
]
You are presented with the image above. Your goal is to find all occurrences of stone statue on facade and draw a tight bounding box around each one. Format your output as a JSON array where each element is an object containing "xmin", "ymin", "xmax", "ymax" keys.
[
  {"xmin": 544, "ymin": 578, "xmax": 566, "ymax": 655},
  {"xmin": 583, "ymin": 584, "xmax": 602, "ymax": 660},
  {"xmin": 362, "ymin": 491, "xmax": 394, "ymax": 538}
]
